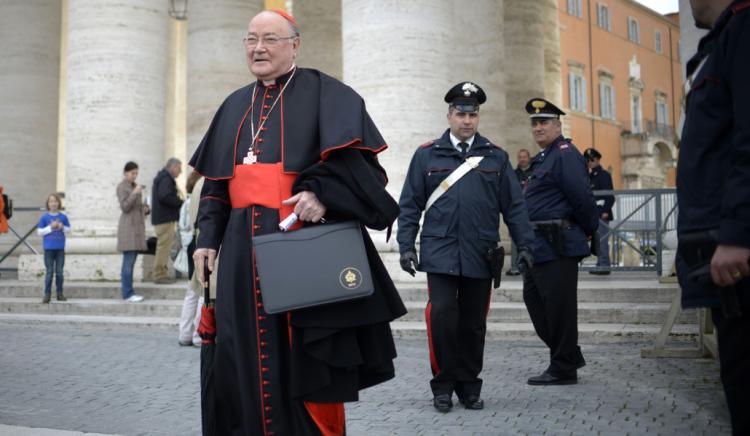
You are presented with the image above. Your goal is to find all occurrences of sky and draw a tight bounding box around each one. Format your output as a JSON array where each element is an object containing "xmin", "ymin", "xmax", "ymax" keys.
[{"xmin": 634, "ymin": 0, "xmax": 680, "ymax": 15}]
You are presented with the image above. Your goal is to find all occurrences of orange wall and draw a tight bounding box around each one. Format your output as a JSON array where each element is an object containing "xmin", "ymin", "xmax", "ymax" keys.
[{"xmin": 558, "ymin": 0, "xmax": 681, "ymax": 187}]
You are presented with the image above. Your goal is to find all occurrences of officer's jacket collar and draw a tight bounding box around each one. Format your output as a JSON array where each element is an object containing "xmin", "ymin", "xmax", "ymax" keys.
[
  {"xmin": 433, "ymin": 129, "xmax": 494, "ymax": 157},
  {"xmin": 533, "ymin": 135, "xmax": 567, "ymax": 163},
  {"xmin": 688, "ymin": 2, "xmax": 739, "ymax": 75},
  {"xmin": 590, "ymin": 164, "xmax": 603, "ymax": 177}
]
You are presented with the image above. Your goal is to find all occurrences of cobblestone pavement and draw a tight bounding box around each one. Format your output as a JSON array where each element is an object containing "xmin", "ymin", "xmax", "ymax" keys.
[{"xmin": 0, "ymin": 323, "xmax": 730, "ymax": 436}]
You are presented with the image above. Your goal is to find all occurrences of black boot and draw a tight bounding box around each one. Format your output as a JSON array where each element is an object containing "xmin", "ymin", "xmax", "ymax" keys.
[
  {"xmin": 56, "ymin": 293, "xmax": 67, "ymax": 301},
  {"xmin": 42, "ymin": 294, "xmax": 51, "ymax": 304}
]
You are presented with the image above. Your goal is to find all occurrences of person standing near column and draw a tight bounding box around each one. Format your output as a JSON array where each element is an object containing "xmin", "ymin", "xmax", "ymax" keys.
[
  {"xmin": 116, "ymin": 161, "xmax": 149, "ymax": 302},
  {"xmin": 151, "ymin": 157, "xmax": 183, "ymax": 284},
  {"xmin": 583, "ymin": 148, "xmax": 614, "ymax": 275},
  {"xmin": 398, "ymin": 82, "xmax": 534, "ymax": 413},
  {"xmin": 521, "ymin": 98, "xmax": 598, "ymax": 385},
  {"xmin": 677, "ymin": 1, "xmax": 750, "ymax": 433}
]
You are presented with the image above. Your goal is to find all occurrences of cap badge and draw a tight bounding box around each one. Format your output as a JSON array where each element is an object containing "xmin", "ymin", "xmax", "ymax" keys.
[
  {"xmin": 462, "ymin": 82, "xmax": 478, "ymax": 96},
  {"xmin": 531, "ymin": 100, "xmax": 546, "ymax": 114}
]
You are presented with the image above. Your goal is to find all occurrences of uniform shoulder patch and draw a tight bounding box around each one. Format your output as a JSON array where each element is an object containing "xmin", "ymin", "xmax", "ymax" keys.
[
  {"xmin": 419, "ymin": 140, "xmax": 435, "ymax": 149},
  {"xmin": 489, "ymin": 142, "xmax": 503, "ymax": 150},
  {"xmin": 559, "ymin": 143, "xmax": 569, "ymax": 150},
  {"xmin": 732, "ymin": 0, "xmax": 750, "ymax": 13}
]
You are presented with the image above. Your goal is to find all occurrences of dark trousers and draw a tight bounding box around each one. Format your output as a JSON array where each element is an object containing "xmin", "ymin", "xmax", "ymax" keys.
[
  {"xmin": 711, "ymin": 285, "xmax": 750, "ymax": 436},
  {"xmin": 43, "ymin": 249, "xmax": 65, "ymax": 295},
  {"xmin": 426, "ymin": 273, "xmax": 492, "ymax": 398},
  {"xmin": 522, "ymin": 257, "xmax": 585, "ymax": 376}
]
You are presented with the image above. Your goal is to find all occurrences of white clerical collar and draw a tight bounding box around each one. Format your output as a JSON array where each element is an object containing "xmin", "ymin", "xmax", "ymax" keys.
[
  {"xmin": 262, "ymin": 64, "xmax": 297, "ymax": 86},
  {"xmin": 449, "ymin": 133, "xmax": 475, "ymax": 152}
]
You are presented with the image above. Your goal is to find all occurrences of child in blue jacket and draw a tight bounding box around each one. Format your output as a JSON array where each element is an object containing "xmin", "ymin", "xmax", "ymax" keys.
[{"xmin": 37, "ymin": 193, "xmax": 71, "ymax": 303}]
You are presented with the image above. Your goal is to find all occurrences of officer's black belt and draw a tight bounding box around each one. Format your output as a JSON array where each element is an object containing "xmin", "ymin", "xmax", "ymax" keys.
[{"xmin": 530, "ymin": 219, "xmax": 573, "ymax": 230}]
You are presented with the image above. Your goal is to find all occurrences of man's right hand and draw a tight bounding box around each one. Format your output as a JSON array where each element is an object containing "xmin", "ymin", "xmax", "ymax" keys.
[
  {"xmin": 193, "ymin": 247, "xmax": 217, "ymax": 287},
  {"xmin": 400, "ymin": 251, "xmax": 419, "ymax": 277}
]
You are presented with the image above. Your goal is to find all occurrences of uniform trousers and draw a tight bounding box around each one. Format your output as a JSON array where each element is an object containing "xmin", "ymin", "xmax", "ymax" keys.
[
  {"xmin": 522, "ymin": 257, "xmax": 585, "ymax": 376},
  {"xmin": 426, "ymin": 273, "xmax": 492, "ymax": 398},
  {"xmin": 711, "ymin": 283, "xmax": 750, "ymax": 436}
]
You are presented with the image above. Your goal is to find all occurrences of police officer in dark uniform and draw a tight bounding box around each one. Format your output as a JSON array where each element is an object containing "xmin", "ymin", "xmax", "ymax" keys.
[
  {"xmin": 583, "ymin": 148, "xmax": 615, "ymax": 274},
  {"xmin": 521, "ymin": 98, "xmax": 598, "ymax": 385},
  {"xmin": 677, "ymin": 1, "xmax": 750, "ymax": 433},
  {"xmin": 398, "ymin": 82, "xmax": 535, "ymax": 413}
]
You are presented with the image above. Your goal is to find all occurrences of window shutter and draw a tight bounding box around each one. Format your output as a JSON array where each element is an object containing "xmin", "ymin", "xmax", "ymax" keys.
[
  {"xmin": 599, "ymin": 82, "xmax": 605, "ymax": 117},
  {"xmin": 582, "ymin": 77, "xmax": 588, "ymax": 112},
  {"xmin": 569, "ymin": 73, "xmax": 576, "ymax": 109}
]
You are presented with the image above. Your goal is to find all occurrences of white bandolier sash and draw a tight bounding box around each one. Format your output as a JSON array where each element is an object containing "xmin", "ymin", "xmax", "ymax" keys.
[{"xmin": 424, "ymin": 156, "xmax": 485, "ymax": 212}]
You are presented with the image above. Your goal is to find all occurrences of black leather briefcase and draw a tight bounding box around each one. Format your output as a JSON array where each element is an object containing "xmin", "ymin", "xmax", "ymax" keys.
[{"xmin": 252, "ymin": 220, "xmax": 374, "ymax": 314}]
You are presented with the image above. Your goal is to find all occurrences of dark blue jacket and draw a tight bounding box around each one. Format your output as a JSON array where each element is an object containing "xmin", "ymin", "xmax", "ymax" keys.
[
  {"xmin": 524, "ymin": 136, "xmax": 598, "ymax": 264},
  {"xmin": 589, "ymin": 165, "xmax": 614, "ymax": 221},
  {"xmin": 397, "ymin": 130, "xmax": 534, "ymax": 279},
  {"xmin": 677, "ymin": 1, "xmax": 750, "ymax": 308}
]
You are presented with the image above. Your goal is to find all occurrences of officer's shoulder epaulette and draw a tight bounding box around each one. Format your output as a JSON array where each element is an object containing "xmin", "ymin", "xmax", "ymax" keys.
[
  {"xmin": 419, "ymin": 140, "xmax": 435, "ymax": 149},
  {"xmin": 488, "ymin": 142, "xmax": 503, "ymax": 150},
  {"xmin": 732, "ymin": 0, "xmax": 750, "ymax": 14}
]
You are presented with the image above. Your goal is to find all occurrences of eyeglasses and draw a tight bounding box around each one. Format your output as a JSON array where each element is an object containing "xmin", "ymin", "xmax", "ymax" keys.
[{"xmin": 243, "ymin": 34, "xmax": 297, "ymax": 47}]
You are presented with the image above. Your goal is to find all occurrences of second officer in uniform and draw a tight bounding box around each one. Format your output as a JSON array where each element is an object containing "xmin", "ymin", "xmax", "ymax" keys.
[
  {"xmin": 398, "ymin": 82, "xmax": 534, "ymax": 412},
  {"xmin": 522, "ymin": 98, "xmax": 598, "ymax": 385}
]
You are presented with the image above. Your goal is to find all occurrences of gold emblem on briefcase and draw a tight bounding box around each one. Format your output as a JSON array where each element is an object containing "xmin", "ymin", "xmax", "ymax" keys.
[{"xmin": 339, "ymin": 267, "xmax": 363, "ymax": 290}]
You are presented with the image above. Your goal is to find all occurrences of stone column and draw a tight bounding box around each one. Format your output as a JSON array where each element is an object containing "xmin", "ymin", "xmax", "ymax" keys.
[
  {"xmin": 0, "ymin": 0, "xmax": 61, "ymax": 236},
  {"xmin": 294, "ymin": 0, "xmax": 343, "ymax": 80},
  {"xmin": 542, "ymin": 0, "xmax": 563, "ymax": 109},
  {"xmin": 186, "ymin": 0, "xmax": 263, "ymax": 157},
  {"xmin": 451, "ymin": 0, "xmax": 506, "ymax": 148},
  {"xmin": 343, "ymin": 0, "xmax": 454, "ymax": 200},
  {"xmin": 503, "ymin": 0, "xmax": 547, "ymax": 160}
]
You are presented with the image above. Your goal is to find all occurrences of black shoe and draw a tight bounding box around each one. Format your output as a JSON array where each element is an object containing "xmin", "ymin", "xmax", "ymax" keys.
[
  {"xmin": 589, "ymin": 270, "xmax": 610, "ymax": 275},
  {"xmin": 42, "ymin": 294, "xmax": 51, "ymax": 304},
  {"xmin": 433, "ymin": 394, "xmax": 453, "ymax": 413},
  {"xmin": 527, "ymin": 371, "xmax": 577, "ymax": 386},
  {"xmin": 56, "ymin": 293, "xmax": 67, "ymax": 301},
  {"xmin": 505, "ymin": 270, "xmax": 521, "ymax": 276},
  {"xmin": 459, "ymin": 395, "xmax": 484, "ymax": 410}
]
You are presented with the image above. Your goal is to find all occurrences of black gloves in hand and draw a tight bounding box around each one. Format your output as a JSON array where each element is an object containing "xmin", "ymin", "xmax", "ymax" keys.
[
  {"xmin": 400, "ymin": 251, "xmax": 419, "ymax": 277},
  {"xmin": 517, "ymin": 247, "xmax": 534, "ymax": 274}
]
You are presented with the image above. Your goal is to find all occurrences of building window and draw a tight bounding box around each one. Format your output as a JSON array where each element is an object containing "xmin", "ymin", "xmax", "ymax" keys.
[
  {"xmin": 600, "ymin": 82, "xmax": 615, "ymax": 120},
  {"xmin": 597, "ymin": 4, "xmax": 611, "ymax": 31},
  {"xmin": 569, "ymin": 72, "xmax": 587, "ymax": 112},
  {"xmin": 655, "ymin": 30, "xmax": 663, "ymax": 54},
  {"xmin": 567, "ymin": 0, "xmax": 583, "ymax": 18},
  {"xmin": 628, "ymin": 17, "xmax": 640, "ymax": 43},
  {"xmin": 631, "ymin": 94, "xmax": 642, "ymax": 133},
  {"xmin": 656, "ymin": 98, "xmax": 669, "ymax": 134}
]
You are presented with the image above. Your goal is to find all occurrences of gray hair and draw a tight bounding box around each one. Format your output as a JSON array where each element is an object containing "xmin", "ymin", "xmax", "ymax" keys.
[{"xmin": 165, "ymin": 157, "xmax": 182, "ymax": 168}]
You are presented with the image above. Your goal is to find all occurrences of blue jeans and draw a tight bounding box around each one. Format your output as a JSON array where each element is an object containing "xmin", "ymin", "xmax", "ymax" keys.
[
  {"xmin": 596, "ymin": 220, "xmax": 611, "ymax": 267},
  {"xmin": 43, "ymin": 249, "xmax": 65, "ymax": 295},
  {"xmin": 121, "ymin": 251, "xmax": 138, "ymax": 299}
]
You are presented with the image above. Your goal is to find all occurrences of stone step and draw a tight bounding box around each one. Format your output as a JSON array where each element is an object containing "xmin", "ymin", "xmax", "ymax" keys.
[
  {"xmin": 400, "ymin": 301, "xmax": 698, "ymax": 324},
  {"xmin": 0, "ymin": 280, "xmax": 189, "ymax": 300},
  {"xmin": 0, "ymin": 313, "xmax": 698, "ymax": 343},
  {"xmin": 0, "ymin": 279, "xmax": 678, "ymax": 303},
  {"xmin": 0, "ymin": 296, "xmax": 696, "ymax": 325}
]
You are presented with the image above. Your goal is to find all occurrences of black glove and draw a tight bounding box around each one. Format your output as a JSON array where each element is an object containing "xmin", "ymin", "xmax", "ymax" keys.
[
  {"xmin": 400, "ymin": 251, "xmax": 419, "ymax": 277},
  {"xmin": 517, "ymin": 247, "xmax": 534, "ymax": 275}
]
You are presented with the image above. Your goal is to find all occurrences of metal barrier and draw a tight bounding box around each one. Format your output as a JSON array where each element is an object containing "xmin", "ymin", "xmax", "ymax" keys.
[
  {"xmin": 0, "ymin": 206, "xmax": 47, "ymax": 272},
  {"xmin": 581, "ymin": 188, "xmax": 677, "ymax": 276}
]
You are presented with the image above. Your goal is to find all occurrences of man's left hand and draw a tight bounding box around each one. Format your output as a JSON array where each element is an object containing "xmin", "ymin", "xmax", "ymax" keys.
[
  {"xmin": 710, "ymin": 244, "xmax": 750, "ymax": 287},
  {"xmin": 282, "ymin": 191, "xmax": 326, "ymax": 222},
  {"xmin": 517, "ymin": 247, "xmax": 534, "ymax": 275}
]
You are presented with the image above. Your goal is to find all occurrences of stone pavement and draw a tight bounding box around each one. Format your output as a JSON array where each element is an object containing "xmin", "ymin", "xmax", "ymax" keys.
[{"xmin": 0, "ymin": 323, "xmax": 730, "ymax": 436}]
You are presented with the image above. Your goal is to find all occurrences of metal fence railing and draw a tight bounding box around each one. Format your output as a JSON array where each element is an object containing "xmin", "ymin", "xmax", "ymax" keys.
[
  {"xmin": 0, "ymin": 206, "xmax": 47, "ymax": 273},
  {"xmin": 581, "ymin": 188, "xmax": 677, "ymax": 276}
]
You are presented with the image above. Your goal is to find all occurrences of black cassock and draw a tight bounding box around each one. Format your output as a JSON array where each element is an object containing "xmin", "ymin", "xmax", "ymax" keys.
[{"xmin": 190, "ymin": 67, "xmax": 406, "ymax": 436}]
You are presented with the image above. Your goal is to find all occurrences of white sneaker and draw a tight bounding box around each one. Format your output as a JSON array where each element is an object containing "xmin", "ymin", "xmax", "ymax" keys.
[{"xmin": 126, "ymin": 295, "xmax": 144, "ymax": 302}]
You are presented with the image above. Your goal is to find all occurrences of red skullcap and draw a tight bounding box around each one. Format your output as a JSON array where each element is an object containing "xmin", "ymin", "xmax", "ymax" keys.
[{"xmin": 270, "ymin": 9, "xmax": 300, "ymax": 30}]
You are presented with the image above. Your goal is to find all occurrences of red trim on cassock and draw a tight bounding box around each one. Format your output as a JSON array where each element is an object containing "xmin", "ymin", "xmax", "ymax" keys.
[
  {"xmin": 228, "ymin": 163, "xmax": 302, "ymax": 231},
  {"xmin": 303, "ymin": 402, "xmax": 345, "ymax": 436},
  {"xmin": 320, "ymin": 140, "xmax": 389, "ymax": 161},
  {"xmin": 425, "ymin": 287, "xmax": 440, "ymax": 376},
  {"xmin": 250, "ymin": 208, "xmax": 270, "ymax": 436},
  {"xmin": 200, "ymin": 195, "xmax": 230, "ymax": 205}
]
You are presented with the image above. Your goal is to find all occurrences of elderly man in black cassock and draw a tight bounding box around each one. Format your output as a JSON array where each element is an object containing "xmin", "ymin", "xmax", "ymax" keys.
[{"xmin": 190, "ymin": 9, "xmax": 406, "ymax": 436}]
